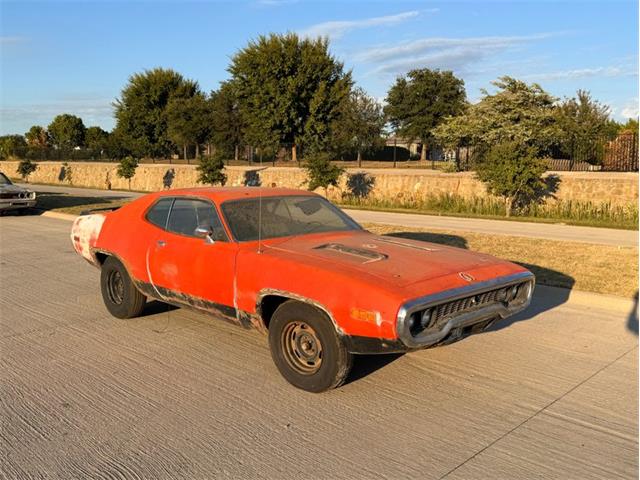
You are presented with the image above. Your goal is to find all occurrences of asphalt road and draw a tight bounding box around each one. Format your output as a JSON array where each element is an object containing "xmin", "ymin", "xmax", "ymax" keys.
[
  {"xmin": 21, "ymin": 183, "xmax": 638, "ymax": 247},
  {"xmin": 1, "ymin": 214, "xmax": 637, "ymax": 479}
]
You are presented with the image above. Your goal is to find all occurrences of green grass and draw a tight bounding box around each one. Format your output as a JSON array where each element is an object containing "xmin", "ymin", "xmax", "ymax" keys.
[{"xmin": 339, "ymin": 194, "xmax": 639, "ymax": 230}]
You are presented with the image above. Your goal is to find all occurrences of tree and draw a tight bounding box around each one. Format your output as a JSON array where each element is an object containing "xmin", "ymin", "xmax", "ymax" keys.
[
  {"xmin": 113, "ymin": 68, "xmax": 199, "ymax": 158},
  {"xmin": 17, "ymin": 158, "xmax": 38, "ymax": 182},
  {"xmin": 434, "ymin": 76, "xmax": 559, "ymax": 158},
  {"xmin": 554, "ymin": 90, "xmax": 614, "ymax": 164},
  {"xmin": 197, "ymin": 152, "xmax": 227, "ymax": 186},
  {"xmin": 228, "ymin": 33, "xmax": 352, "ymax": 161},
  {"xmin": 620, "ymin": 118, "xmax": 639, "ymax": 133},
  {"xmin": 116, "ymin": 156, "xmax": 138, "ymax": 190},
  {"xmin": 166, "ymin": 93, "xmax": 211, "ymax": 160},
  {"xmin": 332, "ymin": 87, "xmax": 385, "ymax": 166},
  {"xmin": 476, "ymin": 142, "xmax": 547, "ymax": 217},
  {"xmin": 0, "ymin": 135, "xmax": 26, "ymax": 159},
  {"xmin": 25, "ymin": 126, "xmax": 49, "ymax": 147},
  {"xmin": 48, "ymin": 114, "xmax": 86, "ymax": 149},
  {"xmin": 209, "ymin": 82, "xmax": 244, "ymax": 160},
  {"xmin": 304, "ymin": 152, "xmax": 344, "ymax": 194},
  {"xmin": 85, "ymin": 126, "xmax": 110, "ymax": 154},
  {"xmin": 385, "ymin": 68, "xmax": 466, "ymax": 161}
]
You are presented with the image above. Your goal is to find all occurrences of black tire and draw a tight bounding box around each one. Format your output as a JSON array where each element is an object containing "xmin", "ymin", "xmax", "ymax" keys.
[
  {"xmin": 100, "ymin": 256, "xmax": 146, "ymax": 319},
  {"xmin": 268, "ymin": 300, "xmax": 353, "ymax": 393}
]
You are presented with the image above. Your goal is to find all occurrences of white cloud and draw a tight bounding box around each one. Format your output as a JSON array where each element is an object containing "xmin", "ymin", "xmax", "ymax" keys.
[
  {"xmin": 620, "ymin": 98, "xmax": 639, "ymax": 119},
  {"xmin": 356, "ymin": 33, "xmax": 554, "ymax": 64},
  {"xmin": 525, "ymin": 66, "xmax": 638, "ymax": 82},
  {"xmin": 298, "ymin": 11, "xmax": 423, "ymax": 40},
  {"xmin": 354, "ymin": 33, "xmax": 558, "ymax": 77},
  {"xmin": 0, "ymin": 36, "xmax": 28, "ymax": 45},
  {"xmin": 255, "ymin": 0, "xmax": 298, "ymax": 6}
]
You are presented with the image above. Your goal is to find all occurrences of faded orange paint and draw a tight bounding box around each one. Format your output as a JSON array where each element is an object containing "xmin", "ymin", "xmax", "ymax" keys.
[{"xmin": 71, "ymin": 187, "xmax": 530, "ymax": 342}]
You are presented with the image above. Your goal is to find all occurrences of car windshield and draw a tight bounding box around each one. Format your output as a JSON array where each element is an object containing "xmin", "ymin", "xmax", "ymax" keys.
[
  {"xmin": 221, "ymin": 195, "xmax": 361, "ymax": 242},
  {"xmin": 0, "ymin": 173, "xmax": 12, "ymax": 186}
]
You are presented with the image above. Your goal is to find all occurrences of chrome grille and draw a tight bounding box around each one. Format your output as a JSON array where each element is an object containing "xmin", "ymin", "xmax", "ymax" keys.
[{"xmin": 431, "ymin": 283, "xmax": 524, "ymax": 328}]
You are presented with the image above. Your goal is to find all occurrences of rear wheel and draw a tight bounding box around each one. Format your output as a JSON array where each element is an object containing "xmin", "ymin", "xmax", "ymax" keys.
[
  {"xmin": 268, "ymin": 301, "xmax": 352, "ymax": 392},
  {"xmin": 100, "ymin": 256, "xmax": 146, "ymax": 319}
]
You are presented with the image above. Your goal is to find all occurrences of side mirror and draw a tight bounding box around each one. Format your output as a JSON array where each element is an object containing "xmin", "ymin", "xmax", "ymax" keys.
[{"xmin": 194, "ymin": 226, "xmax": 215, "ymax": 244}]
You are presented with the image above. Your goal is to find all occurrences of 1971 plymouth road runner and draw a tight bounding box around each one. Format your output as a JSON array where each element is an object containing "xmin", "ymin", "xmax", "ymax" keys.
[{"xmin": 71, "ymin": 187, "xmax": 534, "ymax": 392}]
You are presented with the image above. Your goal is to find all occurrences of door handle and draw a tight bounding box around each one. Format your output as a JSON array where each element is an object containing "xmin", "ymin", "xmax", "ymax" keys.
[{"xmin": 157, "ymin": 240, "xmax": 166, "ymax": 247}]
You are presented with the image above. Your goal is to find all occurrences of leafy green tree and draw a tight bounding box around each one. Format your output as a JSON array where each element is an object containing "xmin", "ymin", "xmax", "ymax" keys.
[
  {"xmin": 166, "ymin": 93, "xmax": 211, "ymax": 160},
  {"xmin": 619, "ymin": 118, "xmax": 639, "ymax": 134},
  {"xmin": 476, "ymin": 142, "xmax": 547, "ymax": 217},
  {"xmin": 554, "ymin": 90, "xmax": 615, "ymax": 164},
  {"xmin": 197, "ymin": 152, "xmax": 227, "ymax": 185},
  {"xmin": 113, "ymin": 68, "xmax": 199, "ymax": 158},
  {"xmin": 48, "ymin": 114, "xmax": 86, "ymax": 149},
  {"xmin": 305, "ymin": 152, "xmax": 344, "ymax": 194},
  {"xmin": 17, "ymin": 158, "xmax": 38, "ymax": 182},
  {"xmin": 332, "ymin": 87, "xmax": 385, "ymax": 166},
  {"xmin": 25, "ymin": 126, "xmax": 50, "ymax": 147},
  {"xmin": 85, "ymin": 126, "xmax": 110, "ymax": 154},
  {"xmin": 116, "ymin": 156, "xmax": 138, "ymax": 190},
  {"xmin": 0, "ymin": 135, "xmax": 26, "ymax": 159},
  {"xmin": 209, "ymin": 82, "xmax": 245, "ymax": 160},
  {"xmin": 385, "ymin": 68, "xmax": 466, "ymax": 161},
  {"xmin": 434, "ymin": 76, "xmax": 559, "ymax": 158},
  {"xmin": 228, "ymin": 33, "xmax": 352, "ymax": 161}
]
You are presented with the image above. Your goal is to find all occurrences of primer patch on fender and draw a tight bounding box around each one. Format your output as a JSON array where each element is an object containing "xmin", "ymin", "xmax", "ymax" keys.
[{"xmin": 70, "ymin": 214, "xmax": 105, "ymax": 263}]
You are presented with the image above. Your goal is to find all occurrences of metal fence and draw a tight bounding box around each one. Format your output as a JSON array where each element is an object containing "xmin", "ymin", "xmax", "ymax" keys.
[{"xmin": 4, "ymin": 132, "xmax": 638, "ymax": 172}]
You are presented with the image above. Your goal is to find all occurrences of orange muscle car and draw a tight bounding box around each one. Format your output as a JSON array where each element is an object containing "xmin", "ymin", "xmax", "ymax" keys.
[{"xmin": 71, "ymin": 187, "xmax": 534, "ymax": 392}]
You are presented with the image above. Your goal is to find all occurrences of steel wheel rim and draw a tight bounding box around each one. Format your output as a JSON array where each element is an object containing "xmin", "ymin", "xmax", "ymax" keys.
[
  {"xmin": 107, "ymin": 270, "xmax": 125, "ymax": 305},
  {"xmin": 281, "ymin": 321, "xmax": 323, "ymax": 375}
]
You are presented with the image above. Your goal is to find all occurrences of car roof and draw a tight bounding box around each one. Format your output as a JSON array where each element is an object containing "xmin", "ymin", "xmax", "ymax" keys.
[{"xmin": 153, "ymin": 186, "xmax": 318, "ymax": 203}]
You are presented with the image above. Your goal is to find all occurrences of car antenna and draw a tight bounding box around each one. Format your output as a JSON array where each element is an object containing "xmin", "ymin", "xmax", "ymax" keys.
[{"xmin": 257, "ymin": 152, "xmax": 263, "ymax": 254}]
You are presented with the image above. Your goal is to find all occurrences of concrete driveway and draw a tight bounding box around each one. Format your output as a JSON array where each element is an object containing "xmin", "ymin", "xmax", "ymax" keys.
[{"xmin": 1, "ymin": 215, "xmax": 637, "ymax": 479}]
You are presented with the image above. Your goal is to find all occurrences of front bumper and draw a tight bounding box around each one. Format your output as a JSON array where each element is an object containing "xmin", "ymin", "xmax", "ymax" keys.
[
  {"xmin": 0, "ymin": 198, "xmax": 37, "ymax": 211},
  {"xmin": 396, "ymin": 271, "xmax": 535, "ymax": 349}
]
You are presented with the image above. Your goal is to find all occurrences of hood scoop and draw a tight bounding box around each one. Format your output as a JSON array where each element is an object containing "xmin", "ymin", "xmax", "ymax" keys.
[{"xmin": 313, "ymin": 243, "xmax": 388, "ymax": 264}]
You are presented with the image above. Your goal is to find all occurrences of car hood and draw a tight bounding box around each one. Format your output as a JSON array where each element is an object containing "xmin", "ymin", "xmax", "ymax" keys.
[
  {"xmin": 263, "ymin": 230, "xmax": 512, "ymax": 288},
  {"xmin": 0, "ymin": 184, "xmax": 29, "ymax": 194}
]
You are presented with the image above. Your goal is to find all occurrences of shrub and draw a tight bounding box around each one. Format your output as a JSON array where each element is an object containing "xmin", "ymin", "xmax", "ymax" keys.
[
  {"xmin": 197, "ymin": 152, "xmax": 227, "ymax": 186},
  {"xmin": 304, "ymin": 152, "xmax": 344, "ymax": 193},
  {"xmin": 17, "ymin": 158, "xmax": 38, "ymax": 182},
  {"xmin": 116, "ymin": 156, "xmax": 138, "ymax": 190},
  {"xmin": 475, "ymin": 142, "xmax": 547, "ymax": 217}
]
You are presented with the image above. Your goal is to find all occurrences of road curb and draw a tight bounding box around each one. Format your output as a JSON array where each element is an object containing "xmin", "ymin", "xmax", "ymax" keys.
[
  {"xmin": 535, "ymin": 285, "xmax": 636, "ymax": 314},
  {"xmin": 40, "ymin": 211, "xmax": 77, "ymax": 222}
]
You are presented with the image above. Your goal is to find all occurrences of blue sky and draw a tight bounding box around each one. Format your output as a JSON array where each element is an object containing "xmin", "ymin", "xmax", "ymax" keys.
[{"xmin": 1, "ymin": 0, "xmax": 638, "ymax": 135}]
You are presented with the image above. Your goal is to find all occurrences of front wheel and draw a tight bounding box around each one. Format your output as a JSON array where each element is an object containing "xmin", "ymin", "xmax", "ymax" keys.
[
  {"xmin": 268, "ymin": 301, "xmax": 352, "ymax": 392},
  {"xmin": 100, "ymin": 256, "xmax": 146, "ymax": 319}
]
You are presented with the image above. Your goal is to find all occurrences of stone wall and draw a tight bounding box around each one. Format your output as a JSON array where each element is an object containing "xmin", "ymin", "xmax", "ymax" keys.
[{"xmin": 2, "ymin": 160, "xmax": 637, "ymax": 206}]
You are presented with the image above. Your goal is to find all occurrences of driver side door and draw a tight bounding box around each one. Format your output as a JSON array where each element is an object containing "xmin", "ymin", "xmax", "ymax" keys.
[{"xmin": 148, "ymin": 197, "xmax": 238, "ymax": 320}]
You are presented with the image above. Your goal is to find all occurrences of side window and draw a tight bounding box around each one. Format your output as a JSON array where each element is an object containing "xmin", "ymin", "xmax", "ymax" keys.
[
  {"xmin": 146, "ymin": 198, "xmax": 173, "ymax": 229},
  {"xmin": 167, "ymin": 198, "xmax": 227, "ymax": 241}
]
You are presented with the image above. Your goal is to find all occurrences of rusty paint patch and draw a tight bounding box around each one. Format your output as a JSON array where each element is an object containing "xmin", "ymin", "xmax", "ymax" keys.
[{"xmin": 70, "ymin": 214, "xmax": 105, "ymax": 266}]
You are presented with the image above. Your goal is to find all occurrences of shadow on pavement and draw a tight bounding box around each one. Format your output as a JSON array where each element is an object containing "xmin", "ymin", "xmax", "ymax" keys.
[
  {"xmin": 4, "ymin": 191, "xmax": 131, "ymax": 216},
  {"xmin": 345, "ymin": 353, "xmax": 404, "ymax": 386},
  {"xmin": 383, "ymin": 230, "xmax": 575, "ymax": 330},
  {"xmin": 628, "ymin": 291, "xmax": 639, "ymax": 335}
]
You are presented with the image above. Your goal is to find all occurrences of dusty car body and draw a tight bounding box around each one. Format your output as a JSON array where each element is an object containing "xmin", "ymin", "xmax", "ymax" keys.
[
  {"xmin": 0, "ymin": 173, "xmax": 36, "ymax": 211},
  {"xmin": 71, "ymin": 187, "xmax": 534, "ymax": 391}
]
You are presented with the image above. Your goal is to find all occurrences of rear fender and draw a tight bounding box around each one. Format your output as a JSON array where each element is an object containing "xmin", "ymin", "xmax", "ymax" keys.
[{"xmin": 70, "ymin": 214, "xmax": 106, "ymax": 267}]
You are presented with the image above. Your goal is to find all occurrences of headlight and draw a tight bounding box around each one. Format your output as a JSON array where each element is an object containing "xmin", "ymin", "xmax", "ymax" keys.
[{"xmin": 408, "ymin": 308, "xmax": 433, "ymax": 336}]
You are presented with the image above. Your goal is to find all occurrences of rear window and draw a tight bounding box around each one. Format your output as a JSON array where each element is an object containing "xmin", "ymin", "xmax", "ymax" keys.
[{"xmin": 146, "ymin": 198, "xmax": 173, "ymax": 229}]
